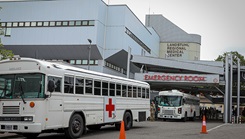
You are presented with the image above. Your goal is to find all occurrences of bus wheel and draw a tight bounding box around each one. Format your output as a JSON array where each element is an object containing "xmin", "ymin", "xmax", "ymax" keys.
[
  {"xmin": 87, "ymin": 125, "xmax": 101, "ymax": 130},
  {"xmin": 22, "ymin": 133, "xmax": 39, "ymax": 139},
  {"xmin": 65, "ymin": 114, "xmax": 84, "ymax": 139},
  {"xmin": 124, "ymin": 112, "xmax": 133, "ymax": 130},
  {"xmin": 182, "ymin": 112, "xmax": 187, "ymax": 122},
  {"xmin": 191, "ymin": 112, "xmax": 196, "ymax": 121}
]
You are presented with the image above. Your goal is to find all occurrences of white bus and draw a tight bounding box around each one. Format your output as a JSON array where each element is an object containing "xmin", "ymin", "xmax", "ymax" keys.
[
  {"xmin": 157, "ymin": 90, "xmax": 200, "ymax": 121},
  {"xmin": 0, "ymin": 57, "xmax": 150, "ymax": 138}
]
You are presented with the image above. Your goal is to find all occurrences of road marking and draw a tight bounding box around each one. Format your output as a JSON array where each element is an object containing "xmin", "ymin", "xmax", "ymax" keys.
[{"xmin": 207, "ymin": 123, "xmax": 227, "ymax": 132}]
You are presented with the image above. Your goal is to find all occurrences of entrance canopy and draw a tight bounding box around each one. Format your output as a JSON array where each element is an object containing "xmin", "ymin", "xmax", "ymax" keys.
[{"xmin": 131, "ymin": 55, "xmax": 226, "ymax": 103}]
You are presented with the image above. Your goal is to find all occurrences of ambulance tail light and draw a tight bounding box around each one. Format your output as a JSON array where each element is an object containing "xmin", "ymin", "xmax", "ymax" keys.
[{"xmin": 178, "ymin": 108, "xmax": 182, "ymax": 114}]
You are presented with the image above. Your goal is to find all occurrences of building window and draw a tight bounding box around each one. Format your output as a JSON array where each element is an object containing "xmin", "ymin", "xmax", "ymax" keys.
[
  {"xmin": 76, "ymin": 60, "xmax": 82, "ymax": 65},
  {"xmin": 62, "ymin": 21, "xmax": 68, "ymax": 26},
  {"xmin": 105, "ymin": 61, "xmax": 123, "ymax": 74},
  {"xmin": 75, "ymin": 21, "xmax": 82, "ymax": 26},
  {"xmin": 70, "ymin": 60, "xmax": 75, "ymax": 65},
  {"xmin": 1, "ymin": 22, "xmax": 6, "ymax": 27},
  {"xmin": 50, "ymin": 21, "xmax": 55, "ymax": 26},
  {"xmin": 12, "ymin": 22, "xmax": 18, "ymax": 27},
  {"xmin": 56, "ymin": 21, "xmax": 62, "ymax": 26},
  {"xmin": 25, "ymin": 22, "xmax": 30, "ymax": 27},
  {"xmin": 82, "ymin": 60, "xmax": 88, "ymax": 65},
  {"xmin": 37, "ymin": 22, "xmax": 43, "ymax": 27},
  {"xmin": 0, "ymin": 20, "xmax": 95, "ymax": 28},
  {"xmin": 43, "ymin": 22, "xmax": 49, "ymax": 26},
  {"xmin": 125, "ymin": 27, "xmax": 151, "ymax": 54},
  {"xmin": 89, "ymin": 21, "xmax": 95, "ymax": 26},
  {"xmin": 18, "ymin": 22, "xmax": 24, "ymax": 27},
  {"xmin": 69, "ymin": 21, "xmax": 75, "ymax": 26},
  {"xmin": 6, "ymin": 22, "xmax": 12, "ymax": 27},
  {"xmin": 82, "ymin": 21, "xmax": 88, "ymax": 26},
  {"xmin": 95, "ymin": 60, "xmax": 98, "ymax": 65},
  {"xmin": 31, "ymin": 22, "xmax": 36, "ymax": 27}
]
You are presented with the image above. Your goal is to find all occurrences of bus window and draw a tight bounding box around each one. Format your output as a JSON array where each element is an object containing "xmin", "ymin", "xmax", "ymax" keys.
[
  {"xmin": 48, "ymin": 76, "xmax": 61, "ymax": 93},
  {"xmin": 128, "ymin": 85, "xmax": 132, "ymax": 97},
  {"xmin": 146, "ymin": 88, "xmax": 150, "ymax": 99},
  {"xmin": 122, "ymin": 84, "xmax": 127, "ymax": 97},
  {"xmin": 133, "ymin": 86, "xmax": 137, "ymax": 98},
  {"xmin": 85, "ymin": 79, "xmax": 93, "ymax": 94},
  {"xmin": 109, "ymin": 83, "xmax": 115, "ymax": 96},
  {"xmin": 142, "ymin": 88, "xmax": 146, "ymax": 98},
  {"xmin": 0, "ymin": 78, "xmax": 12, "ymax": 98},
  {"xmin": 116, "ymin": 84, "xmax": 121, "ymax": 96},
  {"xmin": 138, "ymin": 87, "xmax": 141, "ymax": 98},
  {"xmin": 64, "ymin": 76, "xmax": 74, "ymax": 94},
  {"xmin": 94, "ymin": 80, "xmax": 101, "ymax": 96},
  {"xmin": 102, "ymin": 81, "xmax": 108, "ymax": 96},
  {"xmin": 75, "ymin": 77, "xmax": 84, "ymax": 94}
]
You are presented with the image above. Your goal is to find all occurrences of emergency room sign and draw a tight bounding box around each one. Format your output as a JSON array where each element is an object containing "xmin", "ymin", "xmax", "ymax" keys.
[{"xmin": 104, "ymin": 97, "xmax": 116, "ymax": 123}]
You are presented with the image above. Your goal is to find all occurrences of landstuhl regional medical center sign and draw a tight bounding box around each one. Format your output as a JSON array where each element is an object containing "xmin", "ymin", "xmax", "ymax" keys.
[{"xmin": 135, "ymin": 73, "xmax": 219, "ymax": 84}]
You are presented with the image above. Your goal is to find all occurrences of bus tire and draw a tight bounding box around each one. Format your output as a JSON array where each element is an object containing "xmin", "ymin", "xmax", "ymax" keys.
[
  {"xmin": 22, "ymin": 133, "xmax": 39, "ymax": 139},
  {"xmin": 65, "ymin": 114, "xmax": 84, "ymax": 139},
  {"xmin": 191, "ymin": 112, "xmax": 196, "ymax": 121},
  {"xmin": 182, "ymin": 112, "xmax": 187, "ymax": 122},
  {"xmin": 124, "ymin": 112, "xmax": 133, "ymax": 130}
]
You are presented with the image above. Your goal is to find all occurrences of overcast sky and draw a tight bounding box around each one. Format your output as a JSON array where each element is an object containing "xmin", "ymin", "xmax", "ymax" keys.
[{"xmin": 104, "ymin": 0, "xmax": 245, "ymax": 61}]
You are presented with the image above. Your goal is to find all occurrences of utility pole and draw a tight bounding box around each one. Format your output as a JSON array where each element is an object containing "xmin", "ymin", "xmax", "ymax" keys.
[{"xmin": 87, "ymin": 39, "xmax": 92, "ymax": 70}]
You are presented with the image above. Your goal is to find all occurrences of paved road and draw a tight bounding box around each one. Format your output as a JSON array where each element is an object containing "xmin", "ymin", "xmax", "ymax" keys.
[{"xmin": 1, "ymin": 120, "xmax": 245, "ymax": 139}]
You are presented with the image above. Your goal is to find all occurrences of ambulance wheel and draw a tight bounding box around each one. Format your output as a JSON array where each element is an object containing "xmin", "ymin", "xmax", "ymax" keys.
[
  {"xmin": 124, "ymin": 112, "xmax": 133, "ymax": 130},
  {"xmin": 65, "ymin": 114, "xmax": 84, "ymax": 139}
]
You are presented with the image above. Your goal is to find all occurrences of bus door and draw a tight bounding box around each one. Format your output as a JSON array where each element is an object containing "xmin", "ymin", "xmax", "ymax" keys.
[{"xmin": 45, "ymin": 76, "xmax": 63, "ymax": 128}]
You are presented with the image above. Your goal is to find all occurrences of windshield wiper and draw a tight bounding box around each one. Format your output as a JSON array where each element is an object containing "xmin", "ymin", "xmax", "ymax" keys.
[{"xmin": 19, "ymin": 82, "xmax": 26, "ymax": 104}]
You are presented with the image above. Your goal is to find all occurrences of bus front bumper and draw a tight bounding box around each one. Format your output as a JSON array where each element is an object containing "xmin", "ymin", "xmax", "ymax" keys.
[
  {"xmin": 158, "ymin": 114, "xmax": 182, "ymax": 119},
  {"xmin": 0, "ymin": 122, "xmax": 42, "ymax": 133}
]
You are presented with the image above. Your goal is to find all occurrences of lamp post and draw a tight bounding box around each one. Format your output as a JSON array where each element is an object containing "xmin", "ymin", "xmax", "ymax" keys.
[{"xmin": 87, "ymin": 39, "xmax": 92, "ymax": 70}]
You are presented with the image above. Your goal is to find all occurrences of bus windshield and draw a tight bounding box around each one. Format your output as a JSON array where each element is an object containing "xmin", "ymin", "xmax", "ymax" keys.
[
  {"xmin": 158, "ymin": 96, "xmax": 182, "ymax": 107},
  {"xmin": 0, "ymin": 73, "xmax": 45, "ymax": 99}
]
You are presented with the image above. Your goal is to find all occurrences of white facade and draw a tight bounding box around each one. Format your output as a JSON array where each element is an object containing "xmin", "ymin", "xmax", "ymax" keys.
[
  {"xmin": 0, "ymin": 0, "xmax": 160, "ymax": 77},
  {"xmin": 146, "ymin": 15, "xmax": 201, "ymax": 61}
]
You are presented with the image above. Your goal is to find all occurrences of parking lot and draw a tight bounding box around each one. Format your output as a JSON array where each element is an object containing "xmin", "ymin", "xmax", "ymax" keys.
[{"xmin": 1, "ymin": 119, "xmax": 244, "ymax": 139}]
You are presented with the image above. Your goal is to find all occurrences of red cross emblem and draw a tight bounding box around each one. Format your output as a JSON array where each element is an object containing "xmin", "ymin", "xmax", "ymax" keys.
[{"xmin": 106, "ymin": 98, "xmax": 115, "ymax": 118}]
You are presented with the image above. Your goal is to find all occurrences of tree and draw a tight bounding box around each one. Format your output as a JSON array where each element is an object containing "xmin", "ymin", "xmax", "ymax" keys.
[
  {"xmin": 215, "ymin": 51, "xmax": 245, "ymax": 66},
  {"xmin": 0, "ymin": 12, "xmax": 14, "ymax": 60}
]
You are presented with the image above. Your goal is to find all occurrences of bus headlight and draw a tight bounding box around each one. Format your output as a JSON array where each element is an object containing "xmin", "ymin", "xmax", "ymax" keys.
[{"xmin": 23, "ymin": 116, "xmax": 33, "ymax": 122}]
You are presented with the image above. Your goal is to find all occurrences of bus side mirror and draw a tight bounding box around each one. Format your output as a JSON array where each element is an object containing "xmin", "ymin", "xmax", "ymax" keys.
[
  {"xmin": 183, "ymin": 99, "xmax": 186, "ymax": 103},
  {"xmin": 48, "ymin": 80, "xmax": 55, "ymax": 93}
]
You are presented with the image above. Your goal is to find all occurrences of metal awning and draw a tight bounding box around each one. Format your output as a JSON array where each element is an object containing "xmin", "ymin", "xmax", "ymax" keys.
[
  {"xmin": 4, "ymin": 45, "xmax": 102, "ymax": 60},
  {"xmin": 131, "ymin": 55, "xmax": 224, "ymax": 74},
  {"xmin": 105, "ymin": 49, "xmax": 139, "ymax": 73}
]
